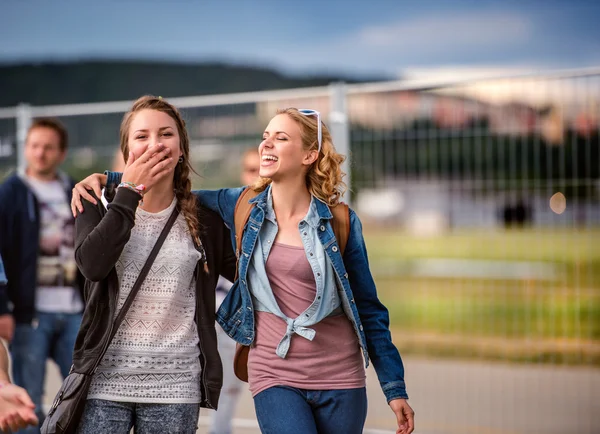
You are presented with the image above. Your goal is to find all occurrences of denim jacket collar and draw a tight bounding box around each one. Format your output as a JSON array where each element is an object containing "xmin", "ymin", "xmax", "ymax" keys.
[{"xmin": 251, "ymin": 185, "xmax": 333, "ymax": 228}]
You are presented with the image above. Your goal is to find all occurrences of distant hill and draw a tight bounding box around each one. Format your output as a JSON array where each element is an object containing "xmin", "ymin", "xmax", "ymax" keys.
[{"xmin": 0, "ymin": 60, "xmax": 388, "ymax": 107}]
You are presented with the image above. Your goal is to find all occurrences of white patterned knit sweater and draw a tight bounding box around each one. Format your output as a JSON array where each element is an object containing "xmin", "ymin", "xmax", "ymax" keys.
[{"xmin": 88, "ymin": 198, "xmax": 202, "ymax": 403}]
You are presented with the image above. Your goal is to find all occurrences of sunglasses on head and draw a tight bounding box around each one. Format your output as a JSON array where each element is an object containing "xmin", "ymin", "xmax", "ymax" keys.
[{"xmin": 298, "ymin": 109, "xmax": 322, "ymax": 153}]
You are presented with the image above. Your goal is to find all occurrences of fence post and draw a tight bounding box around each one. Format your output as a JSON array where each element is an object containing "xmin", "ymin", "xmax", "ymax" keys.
[
  {"xmin": 16, "ymin": 104, "xmax": 32, "ymax": 173},
  {"xmin": 329, "ymin": 82, "xmax": 351, "ymax": 205}
]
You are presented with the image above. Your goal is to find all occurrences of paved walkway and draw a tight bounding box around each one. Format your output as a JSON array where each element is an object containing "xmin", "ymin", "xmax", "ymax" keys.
[{"xmin": 43, "ymin": 356, "xmax": 600, "ymax": 434}]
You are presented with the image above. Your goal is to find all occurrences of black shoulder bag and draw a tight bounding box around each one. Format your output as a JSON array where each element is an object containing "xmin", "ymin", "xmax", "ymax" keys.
[{"xmin": 41, "ymin": 207, "xmax": 180, "ymax": 434}]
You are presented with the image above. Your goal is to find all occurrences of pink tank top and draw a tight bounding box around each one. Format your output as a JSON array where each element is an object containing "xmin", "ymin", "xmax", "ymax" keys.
[{"xmin": 248, "ymin": 243, "xmax": 366, "ymax": 397}]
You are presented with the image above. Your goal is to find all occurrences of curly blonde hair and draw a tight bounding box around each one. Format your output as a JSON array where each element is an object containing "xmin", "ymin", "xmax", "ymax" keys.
[
  {"xmin": 253, "ymin": 108, "xmax": 347, "ymax": 205},
  {"xmin": 119, "ymin": 95, "xmax": 201, "ymax": 245}
]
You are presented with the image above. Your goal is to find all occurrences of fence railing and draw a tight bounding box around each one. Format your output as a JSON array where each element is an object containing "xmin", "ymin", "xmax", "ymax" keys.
[{"xmin": 1, "ymin": 67, "xmax": 599, "ymax": 226}]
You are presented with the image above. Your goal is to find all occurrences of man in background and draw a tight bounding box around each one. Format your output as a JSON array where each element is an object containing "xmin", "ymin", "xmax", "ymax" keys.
[{"xmin": 0, "ymin": 118, "xmax": 84, "ymax": 433}]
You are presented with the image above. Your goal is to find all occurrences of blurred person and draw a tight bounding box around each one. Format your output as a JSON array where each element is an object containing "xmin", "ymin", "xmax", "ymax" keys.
[
  {"xmin": 210, "ymin": 148, "xmax": 260, "ymax": 434},
  {"xmin": 71, "ymin": 96, "xmax": 236, "ymax": 434},
  {"xmin": 501, "ymin": 196, "xmax": 532, "ymax": 228},
  {"xmin": 112, "ymin": 147, "xmax": 126, "ymax": 172},
  {"xmin": 0, "ymin": 340, "xmax": 39, "ymax": 432},
  {"xmin": 0, "ymin": 118, "xmax": 85, "ymax": 434},
  {"xmin": 72, "ymin": 108, "xmax": 415, "ymax": 434},
  {"xmin": 239, "ymin": 147, "xmax": 260, "ymax": 187}
]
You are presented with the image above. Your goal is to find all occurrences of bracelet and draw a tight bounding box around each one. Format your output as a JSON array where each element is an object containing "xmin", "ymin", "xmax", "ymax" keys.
[
  {"xmin": 117, "ymin": 182, "xmax": 146, "ymax": 197},
  {"xmin": 117, "ymin": 182, "xmax": 146, "ymax": 206}
]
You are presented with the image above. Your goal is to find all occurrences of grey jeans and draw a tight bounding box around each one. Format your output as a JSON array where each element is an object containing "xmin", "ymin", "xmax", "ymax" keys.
[{"xmin": 77, "ymin": 399, "xmax": 200, "ymax": 434}]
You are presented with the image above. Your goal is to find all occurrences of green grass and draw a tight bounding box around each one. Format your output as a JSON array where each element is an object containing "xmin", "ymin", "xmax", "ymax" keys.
[
  {"xmin": 377, "ymin": 278, "xmax": 600, "ymax": 340},
  {"xmin": 361, "ymin": 227, "xmax": 600, "ymax": 365},
  {"xmin": 363, "ymin": 227, "xmax": 600, "ymax": 263}
]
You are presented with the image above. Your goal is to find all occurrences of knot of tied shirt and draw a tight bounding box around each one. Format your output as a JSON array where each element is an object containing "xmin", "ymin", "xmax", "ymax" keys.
[{"xmin": 275, "ymin": 318, "xmax": 316, "ymax": 358}]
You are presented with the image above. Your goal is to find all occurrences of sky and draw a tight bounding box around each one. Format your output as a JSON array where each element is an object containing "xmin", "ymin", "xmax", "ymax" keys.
[{"xmin": 1, "ymin": 0, "xmax": 599, "ymax": 80}]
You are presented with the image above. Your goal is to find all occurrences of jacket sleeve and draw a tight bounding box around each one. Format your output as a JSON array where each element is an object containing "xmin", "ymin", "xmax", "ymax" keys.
[
  {"xmin": 219, "ymin": 224, "xmax": 237, "ymax": 283},
  {"xmin": 105, "ymin": 171, "xmax": 123, "ymax": 189},
  {"xmin": 194, "ymin": 188, "xmax": 245, "ymax": 234},
  {"xmin": 344, "ymin": 209, "xmax": 408, "ymax": 402},
  {"xmin": 75, "ymin": 188, "xmax": 140, "ymax": 282}
]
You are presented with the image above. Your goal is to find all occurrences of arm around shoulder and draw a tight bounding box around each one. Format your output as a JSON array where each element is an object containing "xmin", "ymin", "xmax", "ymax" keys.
[
  {"xmin": 75, "ymin": 188, "xmax": 140, "ymax": 281},
  {"xmin": 219, "ymin": 224, "xmax": 237, "ymax": 283},
  {"xmin": 194, "ymin": 187, "xmax": 245, "ymax": 231}
]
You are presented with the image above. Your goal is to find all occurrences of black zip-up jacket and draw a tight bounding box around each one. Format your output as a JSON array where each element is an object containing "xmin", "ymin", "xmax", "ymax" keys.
[
  {"xmin": 0, "ymin": 171, "xmax": 85, "ymax": 323},
  {"xmin": 73, "ymin": 187, "xmax": 236, "ymax": 409}
]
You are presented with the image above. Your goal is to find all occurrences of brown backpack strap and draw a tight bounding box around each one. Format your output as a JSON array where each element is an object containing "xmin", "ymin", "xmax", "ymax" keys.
[{"xmin": 330, "ymin": 202, "xmax": 351, "ymax": 255}]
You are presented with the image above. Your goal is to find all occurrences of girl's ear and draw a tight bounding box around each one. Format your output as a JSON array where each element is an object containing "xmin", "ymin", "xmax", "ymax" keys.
[{"xmin": 303, "ymin": 149, "xmax": 319, "ymax": 167}]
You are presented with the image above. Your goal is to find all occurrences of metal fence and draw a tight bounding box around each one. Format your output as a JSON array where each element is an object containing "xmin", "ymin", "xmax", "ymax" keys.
[
  {"xmin": 1, "ymin": 67, "xmax": 599, "ymax": 366},
  {"xmin": 1, "ymin": 68, "xmax": 599, "ymax": 229}
]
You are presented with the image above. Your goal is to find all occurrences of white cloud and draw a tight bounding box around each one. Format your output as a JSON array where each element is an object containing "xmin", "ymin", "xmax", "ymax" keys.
[
  {"xmin": 356, "ymin": 11, "xmax": 532, "ymax": 51},
  {"xmin": 249, "ymin": 8, "xmax": 598, "ymax": 76},
  {"xmin": 269, "ymin": 10, "xmax": 538, "ymax": 75},
  {"xmin": 399, "ymin": 64, "xmax": 540, "ymax": 82}
]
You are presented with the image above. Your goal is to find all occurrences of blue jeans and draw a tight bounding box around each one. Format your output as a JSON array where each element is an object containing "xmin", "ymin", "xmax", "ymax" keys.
[
  {"xmin": 10, "ymin": 312, "xmax": 82, "ymax": 434},
  {"xmin": 253, "ymin": 386, "xmax": 368, "ymax": 434},
  {"xmin": 77, "ymin": 399, "xmax": 200, "ymax": 434}
]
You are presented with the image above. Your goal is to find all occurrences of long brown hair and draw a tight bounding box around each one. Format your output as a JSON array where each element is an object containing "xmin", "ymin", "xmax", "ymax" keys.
[
  {"xmin": 119, "ymin": 95, "xmax": 201, "ymax": 245},
  {"xmin": 254, "ymin": 108, "xmax": 347, "ymax": 205}
]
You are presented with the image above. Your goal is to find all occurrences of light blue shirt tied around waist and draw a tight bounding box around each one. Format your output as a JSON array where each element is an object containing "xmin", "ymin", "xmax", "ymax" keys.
[{"xmin": 247, "ymin": 189, "xmax": 343, "ymax": 358}]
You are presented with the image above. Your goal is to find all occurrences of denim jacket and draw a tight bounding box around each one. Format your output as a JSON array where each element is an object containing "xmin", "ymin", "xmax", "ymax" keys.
[
  {"xmin": 197, "ymin": 186, "xmax": 408, "ymax": 402},
  {"xmin": 105, "ymin": 173, "xmax": 408, "ymax": 401}
]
